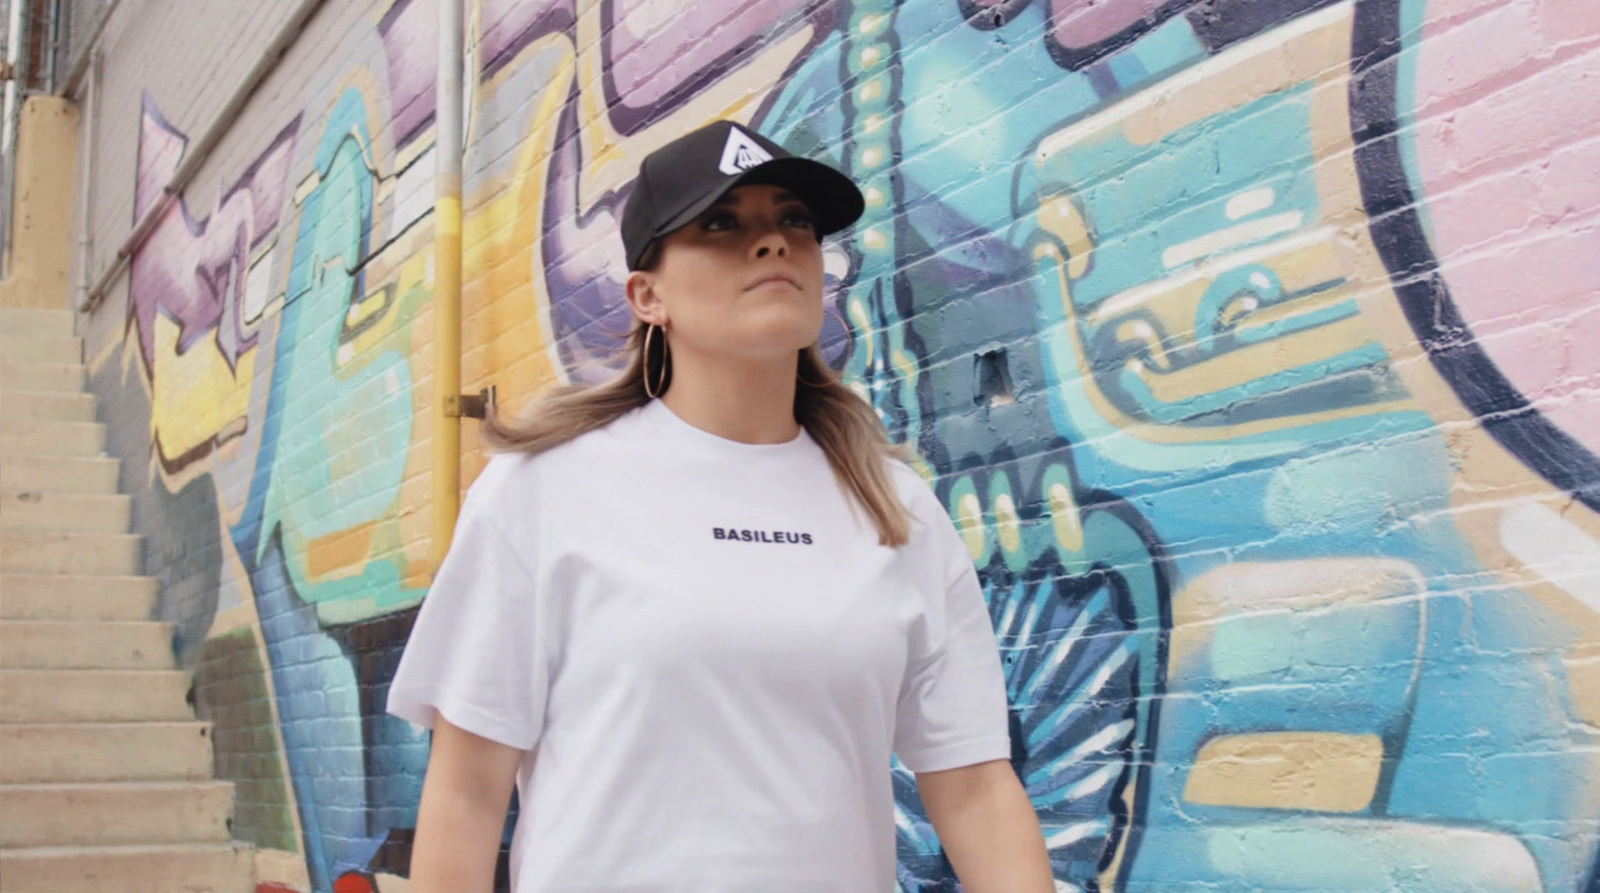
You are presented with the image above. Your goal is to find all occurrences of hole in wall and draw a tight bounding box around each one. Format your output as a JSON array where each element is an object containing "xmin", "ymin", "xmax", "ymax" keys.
[{"xmin": 975, "ymin": 348, "xmax": 1015, "ymax": 407}]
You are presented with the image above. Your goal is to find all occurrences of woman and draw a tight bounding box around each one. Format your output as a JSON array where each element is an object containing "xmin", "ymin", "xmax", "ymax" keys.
[{"xmin": 387, "ymin": 120, "xmax": 1054, "ymax": 892}]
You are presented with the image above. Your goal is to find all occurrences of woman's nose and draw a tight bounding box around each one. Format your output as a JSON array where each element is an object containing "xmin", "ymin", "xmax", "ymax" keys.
[{"xmin": 755, "ymin": 235, "xmax": 788, "ymax": 258}]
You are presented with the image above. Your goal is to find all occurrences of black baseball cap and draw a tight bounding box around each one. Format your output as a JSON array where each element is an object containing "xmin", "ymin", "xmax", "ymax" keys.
[{"xmin": 621, "ymin": 120, "xmax": 865, "ymax": 270}]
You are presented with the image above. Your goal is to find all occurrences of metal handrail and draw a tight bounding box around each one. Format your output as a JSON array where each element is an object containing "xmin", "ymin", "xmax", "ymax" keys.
[{"xmin": 77, "ymin": 0, "xmax": 328, "ymax": 312}]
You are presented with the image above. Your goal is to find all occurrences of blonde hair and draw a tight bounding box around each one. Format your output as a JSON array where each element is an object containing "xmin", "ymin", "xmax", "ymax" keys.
[{"xmin": 482, "ymin": 321, "xmax": 914, "ymax": 546}]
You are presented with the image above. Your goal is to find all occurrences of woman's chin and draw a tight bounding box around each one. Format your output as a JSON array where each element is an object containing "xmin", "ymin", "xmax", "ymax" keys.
[{"xmin": 731, "ymin": 310, "xmax": 825, "ymax": 354}]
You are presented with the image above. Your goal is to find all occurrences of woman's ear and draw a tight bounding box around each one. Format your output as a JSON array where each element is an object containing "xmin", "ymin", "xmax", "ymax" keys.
[{"xmin": 624, "ymin": 270, "xmax": 667, "ymax": 327}]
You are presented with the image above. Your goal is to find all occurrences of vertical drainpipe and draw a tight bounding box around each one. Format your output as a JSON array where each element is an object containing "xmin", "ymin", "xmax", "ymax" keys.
[
  {"xmin": 1, "ymin": 0, "xmax": 28, "ymax": 278},
  {"xmin": 74, "ymin": 49, "xmax": 96, "ymax": 307},
  {"xmin": 432, "ymin": 0, "xmax": 464, "ymax": 569},
  {"xmin": 45, "ymin": 0, "xmax": 61, "ymax": 92}
]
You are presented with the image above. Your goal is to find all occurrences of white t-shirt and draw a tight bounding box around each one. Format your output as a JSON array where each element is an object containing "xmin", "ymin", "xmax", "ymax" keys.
[{"xmin": 386, "ymin": 398, "xmax": 1010, "ymax": 892}]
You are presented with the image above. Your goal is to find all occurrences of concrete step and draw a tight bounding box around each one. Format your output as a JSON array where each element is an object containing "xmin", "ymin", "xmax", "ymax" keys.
[
  {"xmin": 0, "ymin": 455, "xmax": 120, "ymax": 494},
  {"xmin": 0, "ymin": 842, "xmax": 254, "ymax": 893},
  {"xmin": 0, "ymin": 361, "xmax": 87, "ymax": 393},
  {"xmin": 0, "ymin": 669, "xmax": 192, "ymax": 722},
  {"xmin": 0, "ymin": 530, "xmax": 139, "ymax": 574},
  {"xmin": 1, "ymin": 389, "xmax": 96, "ymax": 422},
  {"xmin": 0, "ymin": 780, "xmax": 235, "ymax": 847},
  {"xmin": 0, "ymin": 574, "xmax": 155, "ymax": 620},
  {"xmin": 0, "ymin": 491, "xmax": 130, "ymax": 533},
  {"xmin": 0, "ymin": 418, "xmax": 106, "ymax": 457},
  {"xmin": 0, "ymin": 334, "xmax": 81, "ymax": 365},
  {"xmin": 0, "ymin": 621, "xmax": 174, "ymax": 670},
  {"xmin": 0, "ymin": 308, "xmax": 75, "ymax": 339},
  {"xmin": 0, "ymin": 721, "xmax": 214, "ymax": 784}
]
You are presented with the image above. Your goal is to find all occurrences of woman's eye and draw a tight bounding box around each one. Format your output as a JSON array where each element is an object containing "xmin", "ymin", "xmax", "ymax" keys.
[
  {"xmin": 702, "ymin": 213, "xmax": 739, "ymax": 232},
  {"xmin": 784, "ymin": 211, "xmax": 816, "ymax": 229}
]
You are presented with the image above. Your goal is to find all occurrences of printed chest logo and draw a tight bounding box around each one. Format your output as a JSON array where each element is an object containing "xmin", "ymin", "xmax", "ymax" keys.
[{"xmin": 713, "ymin": 527, "xmax": 813, "ymax": 545}]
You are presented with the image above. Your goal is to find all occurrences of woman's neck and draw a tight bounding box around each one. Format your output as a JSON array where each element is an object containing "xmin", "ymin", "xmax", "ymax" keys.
[{"xmin": 658, "ymin": 348, "xmax": 802, "ymax": 445}]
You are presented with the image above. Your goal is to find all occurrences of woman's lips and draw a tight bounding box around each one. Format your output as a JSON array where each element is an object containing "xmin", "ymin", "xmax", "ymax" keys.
[{"xmin": 746, "ymin": 274, "xmax": 801, "ymax": 291}]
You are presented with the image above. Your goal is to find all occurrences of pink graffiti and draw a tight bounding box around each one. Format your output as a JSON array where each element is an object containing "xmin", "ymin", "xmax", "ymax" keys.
[
  {"xmin": 1048, "ymin": 0, "xmax": 1164, "ymax": 48},
  {"xmin": 129, "ymin": 95, "xmax": 299, "ymax": 372},
  {"xmin": 1411, "ymin": 0, "xmax": 1600, "ymax": 455}
]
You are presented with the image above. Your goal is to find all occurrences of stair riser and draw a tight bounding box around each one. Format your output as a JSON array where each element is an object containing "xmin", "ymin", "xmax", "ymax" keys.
[
  {"xmin": 0, "ymin": 336, "xmax": 81, "ymax": 364},
  {"xmin": 0, "ymin": 783, "xmax": 235, "ymax": 847},
  {"xmin": 0, "ymin": 363, "xmax": 87, "ymax": 393},
  {"xmin": 0, "ymin": 846, "xmax": 255, "ymax": 893},
  {"xmin": 1, "ymin": 392, "xmax": 96, "ymax": 422},
  {"xmin": 0, "ymin": 309, "xmax": 75, "ymax": 339},
  {"xmin": 0, "ymin": 493, "xmax": 131, "ymax": 533},
  {"xmin": 0, "ymin": 623, "xmax": 174, "ymax": 671},
  {"xmin": 0, "ymin": 533, "xmax": 140, "ymax": 575},
  {"xmin": 0, "ymin": 575, "xmax": 156, "ymax": 621},
  {"xmin": 0, "ymin": 670, "xmax": 191, "ymax": 722},
  {"xmin": 1, "ymin": 724, "xmax": 214, "ymax": 784},
  {"xmin": 0, "ymin": 421, "xmax": 106, "ymax": 457},
  {"xmin": 0, "ymin": 456, "xmax": 120, "ymax": 494}
]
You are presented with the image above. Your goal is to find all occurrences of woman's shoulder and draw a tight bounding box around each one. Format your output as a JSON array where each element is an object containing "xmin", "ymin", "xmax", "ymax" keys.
[
  {"xmin": 469, "ymin": 407, "xmax": 647, "ymax": 503},
  {"xmin": 882, "ymin": 455, "xmax": 950, "ymax": 527},
  {"xmin": 881, "ymin": 455, "xmax": 977, "ymax": 591},
  {"xmin": 463, "ymin": 450, "xmax": 544, "ymax": 511}
]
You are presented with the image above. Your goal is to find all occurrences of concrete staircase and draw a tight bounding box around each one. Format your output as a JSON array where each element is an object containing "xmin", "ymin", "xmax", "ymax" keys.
[{"xmin": 0, "ymin": 308, "xmax": 254, "ymax": 891}]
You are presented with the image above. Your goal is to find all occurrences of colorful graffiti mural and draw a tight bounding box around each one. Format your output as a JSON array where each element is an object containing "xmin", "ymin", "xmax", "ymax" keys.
[{"xmin": 87, "ymin": 0, "xmax": 1600, "ymax": 890}]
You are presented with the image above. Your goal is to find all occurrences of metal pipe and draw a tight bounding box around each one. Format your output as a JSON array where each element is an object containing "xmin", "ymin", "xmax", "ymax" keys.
[
  {"xmin": 79, "ymin": 0, "xmax": 328, "ymax": 312},
  {"xmin": 1, "ymin": 0, "xmax": 30, "ymax": 277},
  {"xmin": 45, "ymin": 0, "xmax": 60, "ymax": 93},
  {"xmin": 431, "ymin": 0, "xmax": 465, "ymax": 569},
  {"xmin": 74, "ymin": 46, "xmax": 94, "ymax": 305},
  {"xmin": 3, "ymin": 0, "xmax": 26, "ymax": 155}
]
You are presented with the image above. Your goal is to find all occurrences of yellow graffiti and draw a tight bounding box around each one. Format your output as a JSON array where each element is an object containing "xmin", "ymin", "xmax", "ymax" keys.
[
  {"xmin": 149, "ymin": 313, "xmax": 256, "ymax": 464},
  {"xmin": 1185, "ymin": 732, "xmax": 1385, "ymax": 812}
]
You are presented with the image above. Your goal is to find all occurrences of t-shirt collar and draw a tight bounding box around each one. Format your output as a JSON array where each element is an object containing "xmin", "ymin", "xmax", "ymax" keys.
[{"xmin": 638, "ymin": 398, "xmax": 816, "ymax": 461}]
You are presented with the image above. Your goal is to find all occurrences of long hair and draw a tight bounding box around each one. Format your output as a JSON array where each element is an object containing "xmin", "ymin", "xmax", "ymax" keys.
[{"xmin": 481, "ymin": 317, "xmax": 914, "ymax": 546}]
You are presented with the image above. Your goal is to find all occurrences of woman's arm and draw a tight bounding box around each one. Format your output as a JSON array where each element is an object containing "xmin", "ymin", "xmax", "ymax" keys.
[
  {"xmin": 916, "ymin": 758, "xmax": 1055, "ymax": 893},
  {"xmin": 408, "ymin": 715, "xmax": 526, "ymax": 893}
]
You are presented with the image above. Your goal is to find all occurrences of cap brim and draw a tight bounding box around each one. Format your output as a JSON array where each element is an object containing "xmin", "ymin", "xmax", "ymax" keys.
[{"xmin": 651, "ymin": 156, "xmax": 865, "ymax": 248}]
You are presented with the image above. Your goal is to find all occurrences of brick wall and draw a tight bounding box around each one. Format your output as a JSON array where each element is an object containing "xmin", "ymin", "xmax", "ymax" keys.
[{"xmin": 74, "ymin": 0, "xmax": 1600, "ymax": 890}]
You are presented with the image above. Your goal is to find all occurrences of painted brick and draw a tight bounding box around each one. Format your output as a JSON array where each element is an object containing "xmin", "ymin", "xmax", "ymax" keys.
[{"xmin": 73, "ymin": 0, "xmax": 1600, "ymax": 890}]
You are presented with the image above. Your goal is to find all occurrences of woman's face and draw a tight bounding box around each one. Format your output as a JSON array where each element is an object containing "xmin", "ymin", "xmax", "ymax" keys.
[{"xmin": 628, "ymin": 183, "xmax": 826, "ymax": 361}]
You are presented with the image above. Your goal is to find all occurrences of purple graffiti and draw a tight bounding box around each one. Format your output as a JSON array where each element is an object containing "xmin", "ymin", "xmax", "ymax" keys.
[
  {"xmin": 130, "ymin": 94, "xmax": 299, "ymax": 372},
  {"xmin": 601, "ymin": 1, "xmax": 833, "ymax": 133},
  {"xmin": 480, "ymin": 0, "xmax": 575, "ymax": 78},
  {"xmin": 377, "ymin": 0, "xmax": 438, "ymax": 147},
  {"xmin": 540, "ymin": 115, "xmax": 634, "ymax": 385}
]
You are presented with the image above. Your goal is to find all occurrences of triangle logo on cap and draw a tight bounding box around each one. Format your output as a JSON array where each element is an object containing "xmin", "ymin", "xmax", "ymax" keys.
[{"xmin": 718, "ymin": 127, "xmax": 774, "ymax": 176}]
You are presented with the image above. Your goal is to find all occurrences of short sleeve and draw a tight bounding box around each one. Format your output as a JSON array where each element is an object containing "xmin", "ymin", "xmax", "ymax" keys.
[
  {"xmin": 385, "ymin": 462, "xmax": 547, "ymax": 751},
  {"xmin": 892, "ymin": 526, "xmax": 1013, "ymax": 773}
]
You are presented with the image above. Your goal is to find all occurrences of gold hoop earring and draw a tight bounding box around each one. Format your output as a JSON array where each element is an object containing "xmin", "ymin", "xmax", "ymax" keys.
[{"xmin": 642, "ymin": 323, "xmax": 668, "ymax": 398}]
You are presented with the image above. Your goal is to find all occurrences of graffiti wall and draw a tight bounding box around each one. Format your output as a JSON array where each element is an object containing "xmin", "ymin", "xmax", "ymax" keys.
[{"xmin": 80, "ymin": 0, "xmax": 1600, "ymax": 890}]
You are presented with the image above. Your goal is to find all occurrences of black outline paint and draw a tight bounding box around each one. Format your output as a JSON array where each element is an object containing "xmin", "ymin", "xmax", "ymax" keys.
[{"xmin": 1350, "ymin": 0, "xmax": 1600, "ymax": 509}]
